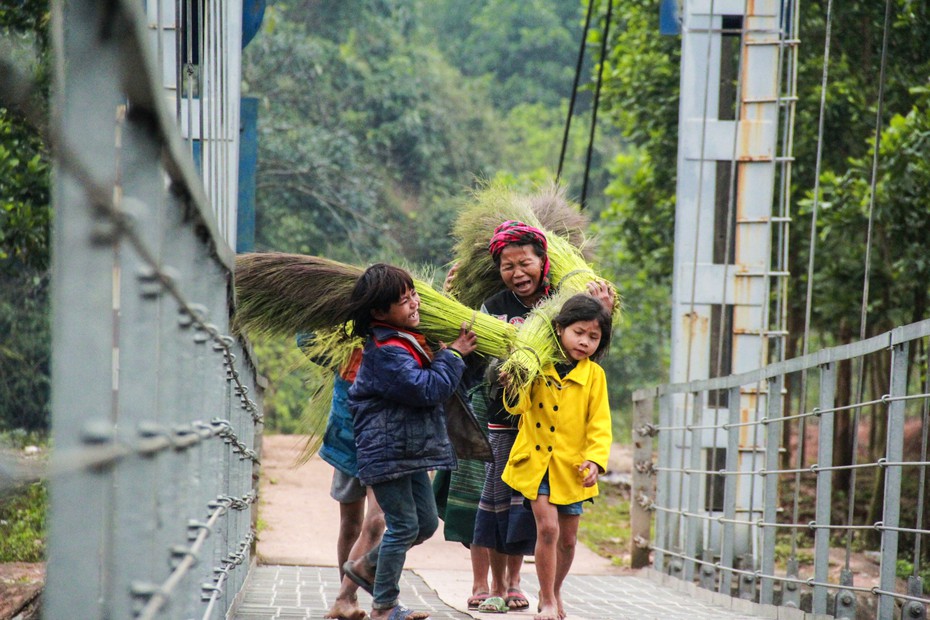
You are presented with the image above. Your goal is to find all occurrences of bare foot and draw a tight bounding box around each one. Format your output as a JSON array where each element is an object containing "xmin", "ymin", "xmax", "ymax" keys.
[
  {"xmin": 535, "ymin": 602, "xmax": 560, "ymax": 620},
  {"xmin": 325, "ymin": 597, "xmax": 367, "ymax": 620}
]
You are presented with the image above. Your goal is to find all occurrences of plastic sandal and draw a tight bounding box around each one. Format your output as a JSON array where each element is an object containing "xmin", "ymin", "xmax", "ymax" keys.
[
  {"xmin": 468, "ymin": 591, "xmax": 491, "ymax": 610},
  {"xmin": 342, "ymin": 559, "xmax": 374, "ymax": 595},
  {"xmin": 477, "ymin": 596, "xmax": 509, "ymax": 613}
]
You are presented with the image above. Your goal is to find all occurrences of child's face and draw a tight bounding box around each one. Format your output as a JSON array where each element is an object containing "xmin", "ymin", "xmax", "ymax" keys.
[
  {"xmin": 371, "ymin": 286, "xmax": 421, "ymax": 329},
  {"xmin": 557, "ymin": 319, "xmax": 602, "ymax": 362}
]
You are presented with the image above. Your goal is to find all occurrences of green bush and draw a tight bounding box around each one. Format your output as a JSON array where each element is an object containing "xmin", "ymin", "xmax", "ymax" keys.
[
  {"xmin": 0, "ymin": 480, "xmax": 46, "ymax": 562},
  {"xmin": 0, "ymin": 268, "xmax": 50, "ymax": 432}
]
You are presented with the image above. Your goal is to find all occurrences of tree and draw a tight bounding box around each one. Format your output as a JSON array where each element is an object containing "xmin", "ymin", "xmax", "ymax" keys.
[
  {"xmin": 590, "ymin": 0, "xmax": 680, "ymax": 403},
  {"xmin": 422, "ymin": 0, "xmax": 584, "ymax": 111},
  {"xmin": 0, "ymin": 0, "xmax": 52, "ymax": 432},
  {"xmin": 243, "ymin": 1, "xmax": 502, "ymax": 267}
]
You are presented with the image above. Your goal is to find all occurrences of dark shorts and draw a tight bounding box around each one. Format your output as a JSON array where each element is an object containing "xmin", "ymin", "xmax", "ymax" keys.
[
  {"xmin": 536, "ymin": 472, "xmax": 584, "ymax": 516},
  {"xmin": 330, "ymin": 468, "xmax": 366, "ymax": 503}
]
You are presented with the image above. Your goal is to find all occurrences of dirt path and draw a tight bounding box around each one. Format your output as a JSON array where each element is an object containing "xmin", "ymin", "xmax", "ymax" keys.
[{"xmin": 256, "ymin": 434, "xmax": 624, "ymax": 573}]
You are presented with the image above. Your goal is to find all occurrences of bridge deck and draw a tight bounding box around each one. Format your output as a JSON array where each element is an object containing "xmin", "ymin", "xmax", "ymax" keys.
[{"xmin": 231, "ymin": 565, "xmax": 792, "ymax": 619}]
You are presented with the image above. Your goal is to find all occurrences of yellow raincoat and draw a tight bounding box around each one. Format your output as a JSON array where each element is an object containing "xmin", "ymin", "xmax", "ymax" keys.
[{"xmin": 501, "ymin": 357, "xmax": 612, "ymax": 505}]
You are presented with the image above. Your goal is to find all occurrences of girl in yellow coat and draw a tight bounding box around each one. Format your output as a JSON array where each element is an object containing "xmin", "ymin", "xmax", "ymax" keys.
[{"xmin": 501, "ymin": 294, "xmax": 612, "ymax": 620}]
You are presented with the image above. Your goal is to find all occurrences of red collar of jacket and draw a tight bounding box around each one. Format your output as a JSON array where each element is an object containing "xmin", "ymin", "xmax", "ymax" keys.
[{"xmin": 370, "ymin": 321, "xmax": 433, "ymax": 365}]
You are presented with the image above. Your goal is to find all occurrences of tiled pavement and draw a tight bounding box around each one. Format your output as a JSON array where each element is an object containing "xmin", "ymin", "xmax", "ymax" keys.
[
  {"xmin": 233, "ymin": 566, "xmax": 470, "ymax": 620},
  {"xmin": 231, "ymin": 565, "xmax": 783, "ymax": 620}
]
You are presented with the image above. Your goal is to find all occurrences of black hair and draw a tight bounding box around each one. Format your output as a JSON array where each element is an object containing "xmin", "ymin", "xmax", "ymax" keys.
[
  {"xmin": 346, "ymin": 263, "xmax": 415, "ymax": 338},
  {"xmin": 552, "ymin": 293, "xmax": 612, "ymax": 360},
  {"xmin": 491, "ymin": 240, "xmax": 547, "ymax": 267}
]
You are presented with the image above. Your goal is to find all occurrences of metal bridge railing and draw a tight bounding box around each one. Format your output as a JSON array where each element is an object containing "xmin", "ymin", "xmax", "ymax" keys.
[
  {"xmin": 31, "ymin": 1, "xmax": 264, "ymax": 618},
  {"xmin": 632, "ymin": 320, "xmax": 930, "ymax": 619}
]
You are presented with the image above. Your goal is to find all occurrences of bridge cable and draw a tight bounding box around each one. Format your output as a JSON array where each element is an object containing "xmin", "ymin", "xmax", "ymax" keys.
[
  {"xmin": 556, "ymin": 0, "xmax": 595, "ymax": 183},
  {"xmin": 791, "ymin": 0, "xmax": 835, "ymax": 560},
  {"xmin": 579, "ymin": 0, "xmax": 613, "ymax": 209},
  {"xmin": 844, "ymin": 0, "xmax": 894, "ymax": 572}
]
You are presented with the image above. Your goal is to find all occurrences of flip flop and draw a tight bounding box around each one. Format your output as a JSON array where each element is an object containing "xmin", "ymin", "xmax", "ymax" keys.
[
  {"xmin": 505, "ymin": 588, "xmax": 529, "ymax": 610},
  {"xmin": 386, "ymin": 604, "xmax": 430, "ymax": 620},
  {"xmin": 477, "ymin": 596, "xmax": 509, "ymax": 613},
  {"xmin": 468, "ymin": 591, "xmax": 491, "ymax": 610},
  {"xmin": 342, "ymin": 559, "xmax": 374, "ymax": 595}
]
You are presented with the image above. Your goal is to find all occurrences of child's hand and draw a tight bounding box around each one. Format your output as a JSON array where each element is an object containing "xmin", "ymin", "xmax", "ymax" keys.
[
  {"xmin": 577, "ymin": 460, "xmax": 600, "ymax": 487},
  {"xmin": 449, "ymin": 322, "xmax": 477, "ymax": 356}
]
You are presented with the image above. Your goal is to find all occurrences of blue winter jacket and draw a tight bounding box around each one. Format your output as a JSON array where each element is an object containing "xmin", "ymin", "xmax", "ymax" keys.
[
  {"xmin": 348, "ymin": 324, "xmax": 463, "ymax": 485},
  {"xmin": 318, "ymin": 376, "xmax": 357, "ymax": 476}
]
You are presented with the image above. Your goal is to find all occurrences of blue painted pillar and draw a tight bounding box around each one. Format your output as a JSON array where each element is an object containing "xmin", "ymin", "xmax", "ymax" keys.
[{"xmin": 237, "ymin": 96, "xmax": 258, "ymax": 253}]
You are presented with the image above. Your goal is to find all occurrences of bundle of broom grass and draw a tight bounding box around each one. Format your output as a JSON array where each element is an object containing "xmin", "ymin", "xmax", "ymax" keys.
[
  {"xmin": 498, "ymin": 234, "xmax": 619, "ymax": 393},
  {"xmin": 233, "ymin": 252, "xmax": 517, "ymax": 363},
  {"xmin": 447, "ymin": 181, "xmax": 619, "ymax": 393},
  {"xmin": 447, "ymin": 181, "xmax": 595, "ymax": 309},
  {"xmin": 234, "ymin": 252, "xmax": 518, "ymax": 463}
]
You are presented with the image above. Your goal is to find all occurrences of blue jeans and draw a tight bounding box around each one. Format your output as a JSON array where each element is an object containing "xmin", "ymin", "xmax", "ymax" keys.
[{"xmin": 365, "ymin": 471, "xmax": 439, "ymax": 610}]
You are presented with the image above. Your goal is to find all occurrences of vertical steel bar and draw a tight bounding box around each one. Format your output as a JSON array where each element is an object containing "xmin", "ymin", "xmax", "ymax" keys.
[
  {"xmin": 915, "ymin": 344, "xmax": 930, "ymax": 576},
  {"xmin": 110, "ymin": 106, "xmax": 168, "ymax": 619},
  {"xmin": 878, "ymin": 340, "xmax": 909, "ymax": 618},
  {"xmin": 654, "ymin": 391, "xmax": 673, "ymax": 572},
  {"xmin": 631, "ymin": 388, "xmax": 656, "ymax": 569},
  {"xmin": 719, "ymin": 386, "xmax": 741, "ymax": 595},
  {"xmin": 685, "ymin": 392, "xmax": 705, "ymax": 581},
  {"xmin": 760, "ymin": 375, "xmax": 783, "ymax": 605},
  {"xmin": 47, "ymin": 2, "xmax": 123, "ymax": 616},
  {"xmin": 812, "ymin": 362, "xmax": 836, "ymax": 613},
  {"xmin": 673, "ymin": 393, "xmax": 690, "ymax": 566}
]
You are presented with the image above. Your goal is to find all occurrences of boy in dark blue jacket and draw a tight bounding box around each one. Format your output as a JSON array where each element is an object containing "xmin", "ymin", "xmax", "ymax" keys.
[{"xmin": 343, "ymin": 263, "xmax": 477, "ymax": 620}]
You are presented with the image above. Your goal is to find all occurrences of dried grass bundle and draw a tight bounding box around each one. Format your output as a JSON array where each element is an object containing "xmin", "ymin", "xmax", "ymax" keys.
[
  {"xmin": 447, "ymin": 181, "xmax": 617, "ymax": 392},
  {"xmin": 417, "ymin": 285, "xmax": 516, "ymax": 359},
  {"xmin": 294, "ymin": 366, "xmax": 334, "ymax": 465},
  {"xmin": 448, "ymin": 181, "xmax": 594, "ymax": 309},
  {"xmin": 234, "ymin": 252, "xmax": 515, "ymax": 360},
  {"xmin": 234, "ymin": 252, "xmax": 362, "ymax": 337}
]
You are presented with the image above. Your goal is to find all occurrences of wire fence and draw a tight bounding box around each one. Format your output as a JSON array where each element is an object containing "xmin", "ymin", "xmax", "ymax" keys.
[
  {"xmin": 632, "ymin": 320, "xmax": 930, "ymax": 619},
  {"xmin": 0, "ymin": 1, "xmax": 264, "ymax": 618}
]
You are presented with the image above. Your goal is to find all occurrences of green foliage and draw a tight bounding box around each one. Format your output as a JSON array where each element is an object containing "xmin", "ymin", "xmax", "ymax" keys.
[
  {"xmin": 0, "ymin": 481, "xmax": 46, "ymax": 562},
  {"xmin": 773, "ymin": 539, "xmax": 814, "ymax": 567},
  {"xmin": 243, "ymin": 1, "xmax": 502, "ymax": 266},
  {"xmin": 0, "ymin": 0, "xmax": 51, "ymax": 273},
  {"xmin": 807, "ymin": 89, "xmax": 930, "ymax": 333},
  {"xmin": 0, "ymin": 0, "xmax": 49, "ymax": 39},
  {"xmin": 0, "ymin": 111, "xmax": 50, "ymax": 271},
  {"xmin": 0, "ymin": 0, "xmax": 52, "ymax": 434},
  {"xmin": 0, "ymin": 259, "xmax": 49, "ymax": 434},
  {"xmin": 581, "ymin": 1, "xmax": 681, "ymax": 405},
  {"xmin": 595, "ymin": 0, "xmax": 930, "ymax": 405},
  {"xmin": 782, "ymin": 1, "xmax": 930, "ymax": 344},
  {"xmin": 422, "ymin": 0, "xmax": 583, "ymax": 111},
  {"xmin": 896, "ymin": 559, "xmax": 930, "ymax": 584},
  {"xmin": 577, "ymin": 482, "xmax": 632, "ymax": 566},
  {"xmin": 252, "ymin": 334, "xmax": 321, "ymax": 434}
]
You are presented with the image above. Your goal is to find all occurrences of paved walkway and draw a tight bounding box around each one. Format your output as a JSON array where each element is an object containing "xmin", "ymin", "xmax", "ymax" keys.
[
  {"xmin": 235, "ymin": 436, "xmax": 786, "ymax": 620},
  {"xmin": 232, "ymin": 565, "xmax": 775, "ymax": 619}
]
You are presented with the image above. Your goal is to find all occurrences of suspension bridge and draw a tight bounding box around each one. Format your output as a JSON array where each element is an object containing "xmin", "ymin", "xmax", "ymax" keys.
[{"xmin": 0, "ymin": 0, "xmax": 927, "ymax": 618}]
